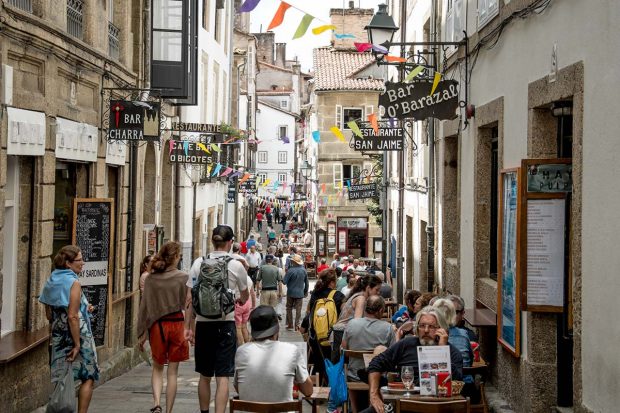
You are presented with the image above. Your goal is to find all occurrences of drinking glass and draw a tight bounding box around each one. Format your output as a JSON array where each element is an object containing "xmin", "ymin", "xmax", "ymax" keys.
[{"xmin": 400, "ymin": 366, "xmax": 414, "ymax": 397}]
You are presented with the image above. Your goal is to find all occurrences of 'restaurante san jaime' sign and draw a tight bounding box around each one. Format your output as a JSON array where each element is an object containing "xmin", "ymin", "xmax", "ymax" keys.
[{"xmin": 379, "ymin": 80, "xmax": 459, "ymax": 120}]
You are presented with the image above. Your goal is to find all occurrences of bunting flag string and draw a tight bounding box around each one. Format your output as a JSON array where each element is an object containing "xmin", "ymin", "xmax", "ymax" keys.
[
  {"xmin": 197, "ymin": 142, "xmax": 211, "ymax": 154},
  {"xmin": 267, "ymin": 1, "xmax": 291, "ymax": 30},
  {"xmin": 292, "ymin": 14, "xmax": 314, "ymax": 39},
  {"xmin": 238, "ymin": 0, "xmax": 261, "ymax": 13},
  {"xmin": 385, "ymin": 55, "xmax": 407, "ymax": 63},
  {"xmin": 206, "ymin": 164, "xmax": 213, "ymax": 177},
  {"xmin": 334, "ymin": 33, "xmax": 355, "ymax": 39},
  {"xmin": 312, "ymin": 130, "xmax": 321, "ymax": 143},
  {"xmin": 211, "ymin": 163, "xmax": 222, "ymax": 177},
  {"xmin": 261, "ymin": 178, "xmax": 272, "ymax": 187},
  {"xmin": 367, "ymin": 113, "xmax": 379, "ymax": 134},
  {"xmin": 220, "ymin": 167, "xmax": 233, "ymax": 177},
  {"xmin": 354, "ymin": 42, "xmax": 372, "ymax": 52},
  {"xmin": 210, "ymin": 143, "xmax": 222, "ymax": 153},
  {"xmin": 347, "ymin": 120, "xmax": 363, "ymax": 138},
  {"xmin": 312, "ymin": 25, "xmax": 336, "ymax": 35},
  {"xmin": 330, "ymin": 126, "xmax": 346, "ymax": 142},
  {"xmin": 371, "ymin": 44, "xmax": 388, "ymax": 54},
  {"xmin": 183, "ymin": 141, "xmax": 189, "ymax": 156},
  {"xmin": 168, "ymin": 140, "xmax": 174, "ymax": 155},
  {"xmin": 405, "ymin": 65, "xmax": 425, "ymax": 82},
  {"xmin": 430, "ymin": 72, "xmax": 442, "ymax": 95},
  {"xmin": 239, "ymin": 173, "xmax": 251, "ymax": 184},
  {"xmin": 229, "ymin": 170, "xmax": 242, "ymax": 179},
  {"xmin": 321, "ymin": 183, "xmax": 326, "ymax": 193}
]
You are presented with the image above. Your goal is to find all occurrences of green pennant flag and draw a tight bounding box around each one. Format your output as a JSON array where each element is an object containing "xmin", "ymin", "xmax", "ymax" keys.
[
  {"xmin": 293, "ymin": 14, "xmax": 314, "ymax": 40},
  {"xmin": 347, "ymin": 120, "xmax": 363, "ymax": 138},
  {"xmin": 405, "ymin": 65, "xmax": 425, "ymax": 82}
]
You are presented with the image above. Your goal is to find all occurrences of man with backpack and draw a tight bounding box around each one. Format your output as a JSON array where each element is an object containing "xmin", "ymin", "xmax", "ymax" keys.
[
  {"xmin": 185, "ymin": 225, "xmax": 250, "ymax": 413},
  {"xmin": 282, "ymin": 254, "xmax": 309, "ymax": 331}
]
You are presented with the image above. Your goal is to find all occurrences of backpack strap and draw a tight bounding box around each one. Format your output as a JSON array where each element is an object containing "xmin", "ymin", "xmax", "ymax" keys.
[{"xmin": 327, "ymin": 289, "xmax": 337, "ymax": 300}]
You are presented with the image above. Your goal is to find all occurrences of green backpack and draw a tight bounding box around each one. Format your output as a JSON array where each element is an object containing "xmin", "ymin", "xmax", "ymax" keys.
[{"xmin": 191, "ymin": 256, "xmax": 235, "ymax": 318}]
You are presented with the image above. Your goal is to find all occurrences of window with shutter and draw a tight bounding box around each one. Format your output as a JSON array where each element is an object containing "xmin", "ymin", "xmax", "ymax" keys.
[
  {"xmin": 478, "ymin": 0, "xmax": 499, "ymax": 28},
  {"xmin": 333, "ymin": 164, "xmax": 343, "ymax": 189},
  {"xmin": 336, "ymin": 105, "xmax": 343, "ymax": 129},
  {"xmin": 364, "ymin": 105, "xmax": 374, "ymax": 118}
]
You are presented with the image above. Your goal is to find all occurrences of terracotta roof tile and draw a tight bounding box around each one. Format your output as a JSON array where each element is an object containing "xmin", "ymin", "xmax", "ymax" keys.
[{"xmin": 313, "ymin": 47, "xmax": 385, "ymax": 91}]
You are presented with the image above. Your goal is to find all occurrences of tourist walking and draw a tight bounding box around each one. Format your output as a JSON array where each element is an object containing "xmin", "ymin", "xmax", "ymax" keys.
[
  {"xmin": 256, "ymin": 210, "xmax": 264, "ymax": 232},
  {"xmin": 39, "ymin": 245, "xmax": 99, "ymax": 413},
  {"xmin": 137, "ymin": 241, "xmax": 190, "ymax": 413},
  {"xmin": 282, "ymin": 254, "xmax": 309, "ymax": 330},
  {"xmin": 257, "ymin": 254, "xmax": 283, "ymax": 310},
  {"xmin": 185, "ymin": 225, "xmax": 250, "ymax": 413}
]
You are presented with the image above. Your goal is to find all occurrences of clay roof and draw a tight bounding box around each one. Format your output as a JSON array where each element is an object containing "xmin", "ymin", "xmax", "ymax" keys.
[
  {"xmin": 257, "ymin": 100, "xmax": 299, "ymax": 118},
  {"xmin": 313, "ymin": 47, "xmax": 385, "ymax": 91}
]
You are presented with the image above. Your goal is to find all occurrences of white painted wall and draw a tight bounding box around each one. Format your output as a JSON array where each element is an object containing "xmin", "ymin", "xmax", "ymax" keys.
[
  {"xmin": 449, "ymin": 1, "xmax": 620, "ymax": 411},
  {"xmin": 255, "ymin": 102, "xmax": 296, "ymax": 199}
]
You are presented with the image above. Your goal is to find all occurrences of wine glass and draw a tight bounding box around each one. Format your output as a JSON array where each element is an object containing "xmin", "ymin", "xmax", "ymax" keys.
[{"xmin": 400, "ymin": 366, "xmax": 415, "ymax": 397}]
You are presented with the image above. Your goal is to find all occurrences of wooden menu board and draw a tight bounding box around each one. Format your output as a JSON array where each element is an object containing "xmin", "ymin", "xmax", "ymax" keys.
[
  {"xmin": 72, "ymin": 198, "xmax": 115, "ymax": 347},
  {"xmin": 497, "ymin": 169, "xmax": 521, "ymax": 357},
  {"xmin": 520, "ymin": 159, "xmax": 571, "ymax": 313}
]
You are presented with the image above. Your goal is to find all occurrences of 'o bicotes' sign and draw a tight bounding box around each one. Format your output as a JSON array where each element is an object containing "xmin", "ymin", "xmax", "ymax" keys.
[{"xmin": 379, "ymin": 80, "xmax": 459, "ymax": 120}]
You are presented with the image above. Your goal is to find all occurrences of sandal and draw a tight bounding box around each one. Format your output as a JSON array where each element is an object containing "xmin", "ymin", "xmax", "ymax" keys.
[{"xmin": 150, "ymin": 406, "xmax": 162, "ymax": 413}]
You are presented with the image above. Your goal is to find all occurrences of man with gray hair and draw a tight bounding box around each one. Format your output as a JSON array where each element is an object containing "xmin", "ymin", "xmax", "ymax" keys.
[
  {"xmin": 365, "ymin": 306, "xmax": 463, "ymax": 413},
  {"xmin": 448, "ymin": 295, "xmax": 478, "ymax": 341}
]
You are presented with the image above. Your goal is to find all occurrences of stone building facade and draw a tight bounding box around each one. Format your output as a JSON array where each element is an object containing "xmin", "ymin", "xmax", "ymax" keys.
[
  {"xmin": 0, "ymin": 1, "xmax": 177, "ymax": 411},
  {"xmin": 386, "ymin": 0, "xmax": 620, "ymax": 412}
]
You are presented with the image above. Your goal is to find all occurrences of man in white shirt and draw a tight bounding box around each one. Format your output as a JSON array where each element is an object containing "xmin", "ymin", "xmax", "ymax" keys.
[
  {"xmin": 186, "ymin": 225, "xmax": 250, "ymax": 413},
  {"xmin": 303, "ymin": 230, "xmax": 312, "ymax": 247},
  {"xmin": 245, "ymin": 244, "xmax": 262, "ymax": 286},
  {"xmin": 234, "ymin": 306, "xmax": 313, "ymax": 402}
]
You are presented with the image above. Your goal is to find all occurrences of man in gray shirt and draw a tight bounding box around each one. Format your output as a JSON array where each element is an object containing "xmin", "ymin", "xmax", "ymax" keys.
[
  {"xmin": 342, "ymin": 295, "xmax": 397, "ymax": 380},
  {"xmin": 257, "ymin": 255, "xmax": 283, "ymax": 310}
]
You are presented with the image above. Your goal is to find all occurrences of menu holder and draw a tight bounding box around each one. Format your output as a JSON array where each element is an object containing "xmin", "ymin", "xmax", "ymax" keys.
[
  {"xmin": 519, "ymin": 159, "xmax": 571, "ymax": 314},
  {"xmin": 417, "ymin": 345, "xmax": 452, "ymax": 396},
  {"xmin": 72, "ymin": 198, "xmax": 115, "ymax": 347}
]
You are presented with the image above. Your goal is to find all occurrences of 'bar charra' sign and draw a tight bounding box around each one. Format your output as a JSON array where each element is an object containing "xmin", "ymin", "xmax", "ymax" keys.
[
  {"xmin": 108, "ymin": 100, "xmax": 160, "ymax": 141},
  {"xmin": 379, "ymin": 80, "xmax": 459, "ymax": 120}
]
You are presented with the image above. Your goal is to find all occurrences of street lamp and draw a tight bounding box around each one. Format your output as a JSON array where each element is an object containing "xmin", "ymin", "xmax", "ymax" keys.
[
  {"xmin": 364, "ymin": 3, "xmax": 399, "ymax": 59},
  {"xmin": 300, "ymin": 159, "xmax": 313, "ymax": 179}
]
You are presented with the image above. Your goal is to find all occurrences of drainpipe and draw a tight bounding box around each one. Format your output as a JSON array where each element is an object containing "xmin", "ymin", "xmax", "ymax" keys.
[{"xmin": 427, "ymin": 0, "xmax": 437, "ymax": 291}]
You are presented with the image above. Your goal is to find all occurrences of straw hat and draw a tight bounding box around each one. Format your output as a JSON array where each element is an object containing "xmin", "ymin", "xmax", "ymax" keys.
[{"xmin": 291, "ymin": 254, "xmax": 304, "ymax": 266}]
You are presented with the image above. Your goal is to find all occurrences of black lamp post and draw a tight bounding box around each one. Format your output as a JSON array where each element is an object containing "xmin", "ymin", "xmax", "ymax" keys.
[
  {"xmin": 300, "ymin": 159, "xmax": 313, "ymax": 180},
  {"xmin": 364, "ymin": 4, "xmax": 399, "ymax": 60}
]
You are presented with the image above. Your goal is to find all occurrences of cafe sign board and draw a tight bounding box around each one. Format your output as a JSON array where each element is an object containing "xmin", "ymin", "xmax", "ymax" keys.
[
  {"xmin": 348, "ymin": 183, "xmax": 379, "ymax": 200},
  {"xmin": 108, "ymin": 100, "xmax": 160, "ymax": 141},
  {"xmin": 353, "ymin": 123, "xmax": 404, "ymax": 152},
  {"xmin": 227, "ymin": 180, "xmax": 236, "ymax": 203},
  {"xmin": 239, "ymin": 178, "xmax": 257, "ymax": 194},
  {"xmin": 166, "ymin": 139, "xmax": 215, "ymax": 164},
  {"xmin": 379, "ymin": 80, "xmax": 459, "ymax": 120},
  {"xmin": 337, "ymin": 217, "xmax": 367, "ymax": 229}
]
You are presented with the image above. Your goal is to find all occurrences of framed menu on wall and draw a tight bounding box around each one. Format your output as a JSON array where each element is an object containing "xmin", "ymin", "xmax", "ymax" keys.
[
  {"xmin": 72, "ymin": 198, "xmax": 115, "ymax": 347},
  {"xmin": 520, "ymin": 158, "xmax": 571, "ymax": 313},
  {"xmin": 497, "ymin": 169, "xmax": 521, "ymax": 357}
]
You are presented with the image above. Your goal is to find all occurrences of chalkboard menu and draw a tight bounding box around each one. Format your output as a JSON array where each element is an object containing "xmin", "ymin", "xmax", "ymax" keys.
[{"xmin": 73, "ymin": 198, "xmax": 114, "ymax": 347}]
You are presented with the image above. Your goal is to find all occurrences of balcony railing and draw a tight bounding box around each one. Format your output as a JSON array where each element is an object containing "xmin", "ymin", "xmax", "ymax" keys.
[
  {"xmin": 67, "ymin": 0, "xmax": 84, "ymax": 39},
  {"xmin": 8, "ymin": 0, "xmax": 32, "ymax": 13},
  {"xmin": 108, "ymin": 22, "xmax": 120, "ymax": 60}
]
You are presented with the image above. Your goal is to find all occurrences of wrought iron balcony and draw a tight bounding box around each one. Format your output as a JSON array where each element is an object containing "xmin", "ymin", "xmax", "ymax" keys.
[
  {"xmin": 67, "ymin": 0, "xmax": 84, "ymax": 39},
  {"xmin": 108, "ymin": 22, "xmax": 120, "ymax": 60}
]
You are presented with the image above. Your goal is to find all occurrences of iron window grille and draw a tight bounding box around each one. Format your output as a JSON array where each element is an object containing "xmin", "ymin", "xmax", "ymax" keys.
[
  {"xmin": 8, "ymin": 0, "xmax": 32, "ymax": 13},
  {"xmin": 67, "ymin": 0, "xmax": 84, "ymax": 39},
  {"xmin": 108, "ymin": 22, "xmax": 120, "ymax": 60}
]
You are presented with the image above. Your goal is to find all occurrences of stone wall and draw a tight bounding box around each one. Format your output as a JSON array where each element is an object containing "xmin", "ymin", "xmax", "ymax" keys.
[{"xmin": 329, "ymin": 8, "xmax": 374, "ymax": 50}]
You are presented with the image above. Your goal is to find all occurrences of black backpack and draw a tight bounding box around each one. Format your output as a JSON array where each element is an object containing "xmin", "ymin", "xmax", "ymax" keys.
[{"xmin": 191, "ymin": 255, "xmax": 235, "ymax": 318}]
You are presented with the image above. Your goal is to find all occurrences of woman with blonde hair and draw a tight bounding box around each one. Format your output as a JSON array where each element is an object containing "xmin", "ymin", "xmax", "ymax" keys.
[
  {"xmin": 39, "ymin": 245, "xmax": 99, "ymax": 413},
  {"xmin": 138, "ymin": 241, "xmax": 190, "ymax": 413}
]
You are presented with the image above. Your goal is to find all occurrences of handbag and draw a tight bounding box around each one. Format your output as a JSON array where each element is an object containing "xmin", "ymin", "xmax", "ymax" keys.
[
  {"xmin": 325, "ymin": 354, "xmax": 348, "ymax": 406},
  {"xmin": 46, "ymin": 362, "xmax": 76, "ymax": 413}
]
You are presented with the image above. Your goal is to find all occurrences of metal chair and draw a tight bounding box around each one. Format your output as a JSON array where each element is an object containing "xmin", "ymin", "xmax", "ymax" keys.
[
  {"xmin": 398, "ymin": 398, "xmax": 470, "ymax": 413},
  {"xmin": 229, "ymin": 398, "xmax": 303, "ymax": 413}
]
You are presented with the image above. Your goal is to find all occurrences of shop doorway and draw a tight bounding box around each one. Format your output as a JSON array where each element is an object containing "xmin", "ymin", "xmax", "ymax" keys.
[
  {"xmin": 1, "ymin": 157, "xmax": 19, "ymax": 336},
  {"xmin": 348, "ymin": 230, "xmax": 367, "ymax": 258},
  {"xmin": 336, "ymin": 217, "xmax": 368, "ymax": 258}
]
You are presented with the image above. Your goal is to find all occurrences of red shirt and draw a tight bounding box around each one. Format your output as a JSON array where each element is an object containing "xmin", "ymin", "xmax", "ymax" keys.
[
  {"xmin": 240, "ymin": 241, "xmax": 248, "ymax": 254},
  {"xmin": 256, "ymin": 212, "xmax": 263, "ymax": 221},
  {"xmin": 266, "ymin": 206, "xmax": 271, "ymax": 214},
  {"xmin": 317, "ymin": 264, "xmax": 329, "ymax": 274}
]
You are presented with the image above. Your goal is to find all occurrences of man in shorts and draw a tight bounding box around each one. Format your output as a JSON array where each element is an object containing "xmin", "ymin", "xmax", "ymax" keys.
[{"xmin": 186, "ymin": 225, "xmax": 250, "ymax": 413}]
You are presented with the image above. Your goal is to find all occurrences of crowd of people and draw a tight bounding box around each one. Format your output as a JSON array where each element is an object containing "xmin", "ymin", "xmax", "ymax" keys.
[{"xmin": 39, "ymin": 226, "xmax": 479, "ymax": 413}]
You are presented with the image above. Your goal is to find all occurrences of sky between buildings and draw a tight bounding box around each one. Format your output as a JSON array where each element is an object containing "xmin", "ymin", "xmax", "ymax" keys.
[{"xmin": 248, "ymin": 0, "xmax": 385, "ymax": 72}]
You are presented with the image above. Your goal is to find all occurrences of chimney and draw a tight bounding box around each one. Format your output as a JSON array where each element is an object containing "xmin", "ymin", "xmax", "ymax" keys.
[
  {"xmin": 275, "ymin": 43, "xmax": 286, "ymax": 67},
  {"xmin": 329, "ymin": 7, "xmax": 374, "ymax": 50},
  {"xmin": 253, "ymin": 32, "xmax": 275, "ymax": 64}
]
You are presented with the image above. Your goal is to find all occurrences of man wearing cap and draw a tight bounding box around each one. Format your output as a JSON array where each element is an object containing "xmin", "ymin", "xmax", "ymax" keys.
[
  {"xmin": 234, "ymin": 306, "xmax": 313, "ymax": 402},
  {"xmin": 185, "ymin": 225, "xmax": 250, "ymax": 413},
  {"xmin": 283, "ymin": 254, "xmax": 309, "ymax": 331},
  {"xmin": 257, "ymin": 255, "xmax": 283, "ymax": 310}
]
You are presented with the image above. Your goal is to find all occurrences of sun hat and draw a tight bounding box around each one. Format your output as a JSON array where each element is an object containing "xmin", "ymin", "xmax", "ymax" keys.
[{"xmin": 250, "ymin": 305, "xmax": 280, "ymax": 339}]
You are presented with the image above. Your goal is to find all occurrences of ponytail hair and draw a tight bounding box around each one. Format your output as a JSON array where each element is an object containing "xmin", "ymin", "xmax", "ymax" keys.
[
  {"xmin": 346, "ymin": 274, "xmax": 382, "ymax": 300},
  {"xmin": 151, "ymin": 241, "xmax": 181, "ymax": 273},
  {"xmin": 314, "ymin": 268, "xmax": 337, "ymax": 292}
]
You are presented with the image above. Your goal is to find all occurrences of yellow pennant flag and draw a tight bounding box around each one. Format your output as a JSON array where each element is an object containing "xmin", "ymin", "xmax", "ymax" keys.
[
  {"xmin": 430, "ymin": 72, "xmax": 442, "ymax": 95},
  {"xmin": 347, "ymin": 120, "xmax": 363, "ymax": 138},
  {"xmin": 405, "ymin": 65, "xmax": 425, "ymax": 82},
  {"xmin": 330, "ymin": 126, "xmax": 346, "ymax": 142},
  {"xmin": 312, "ymin": 25, "xmax": 336, "ymax": 35},
  {"xmin": 197, "ymin": 142, "xmax": 211, "ymax": 154},
  {"xmin": 261, "ymin": 178, "xmax": 271, "ymax": 187},
  {"xmin": 206, "ymin": 164, "xmax": 213, "ymax": 176}
]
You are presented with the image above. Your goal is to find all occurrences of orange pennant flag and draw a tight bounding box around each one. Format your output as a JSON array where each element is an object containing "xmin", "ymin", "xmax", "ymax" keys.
[
  {"xmin": 239, "ymin": 173, "xmax": 251, "ymax": 184},
  {"xmin": 321, "ymin": 183, "xmax": 326, "ymax": 193},
  {"xmin": 267, "ymin": 1, "xmax": 291, "ymax": 31},
  {"xmin": 385, "ymin": 55, "xmax": 406, "ymax": 63},
  {"xmin": 368, "ymin": 113, "xmax": 379, "ymax": 134}
]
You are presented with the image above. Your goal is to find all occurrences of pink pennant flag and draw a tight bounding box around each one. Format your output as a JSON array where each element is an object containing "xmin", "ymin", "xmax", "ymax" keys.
[
  {"xmin": 220, "ymin": 167, "xmax": 233, "ymax": 177},
  {"xmin": 168, "ymin": 139, "xmax": 175, "ymax": 155},
  {"xmin": 354, "ymin": 42, "xmax": 372, "ymax": 52}
]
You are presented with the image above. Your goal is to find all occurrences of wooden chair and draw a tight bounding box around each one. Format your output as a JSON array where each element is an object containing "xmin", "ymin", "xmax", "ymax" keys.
[
  {"xmin": 462, "ymin": 364, "xmax": 489, "ymax": 413},
  {"xmin": 398, "ymin": 398, "xmax": 470, "ymax": 413},
  {"xmin": 230, "ymin": 398, "xmax": 303, "ymax": 413},
  {"xmin": 343, "ymin": 349, "xmax": 374, "ymax": 413}
]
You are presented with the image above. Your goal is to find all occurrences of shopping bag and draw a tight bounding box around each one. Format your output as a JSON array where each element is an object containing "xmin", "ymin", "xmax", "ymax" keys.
[
  {"xmin": 46, "ymin": 362, "xmax": 76, "ymax": 413},
  {"xmin": 325, "ymin": 354, "xmax": 348, "ymax": 406}
]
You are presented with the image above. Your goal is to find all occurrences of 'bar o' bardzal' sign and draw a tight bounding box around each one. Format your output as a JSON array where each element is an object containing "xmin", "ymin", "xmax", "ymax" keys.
[
  {"xmin": 108, "ymin": 100, "xmax": 160, "ymax": 141},
  {"xmin": 353, "ymin": 124, "xmax": 404, "ymax": 151},
  {"xmin": 166, "ymin": 139, "xmax": 215, "ymax": 164},
  {"xmin": 348, "ymin": 183, "xmax": 378, "ymax": 200},
  {"xmin": 379, "ymin": 80, "xmax": 459, "ymax": 120}
]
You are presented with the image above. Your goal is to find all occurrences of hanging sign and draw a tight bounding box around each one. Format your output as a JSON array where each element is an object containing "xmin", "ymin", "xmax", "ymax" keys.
[
  {"xmin": 379, "ymin": 80, "xmax": 459, "ymax": 120},
  {"xmin": 353, "ymin": 122, "xmax": 404, "ymax": 151},
  {"xmin": 166, "ymin": 139, "xmax": 215, "ymax": 164},
  {"xmin": 526, "ymin": 163, "xmax": 572, "ymax": 193},
  {"xmin": 227, "ymin": 180, "xmax": 237, "ymax": 203},
  {"xmin": 239, "ymin": 178, "xmax": 257, "ymax": 194},
  {"xmin": 348, "ymin": 183, "xmax": 379, "ymax": 200},
  {"xmin": 108, "ymin": 100, "xmax": 160, "ymax": 141},
  {"xmin": 170, "ymin": 122, "xmax": 222, "ymax": 133}
]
